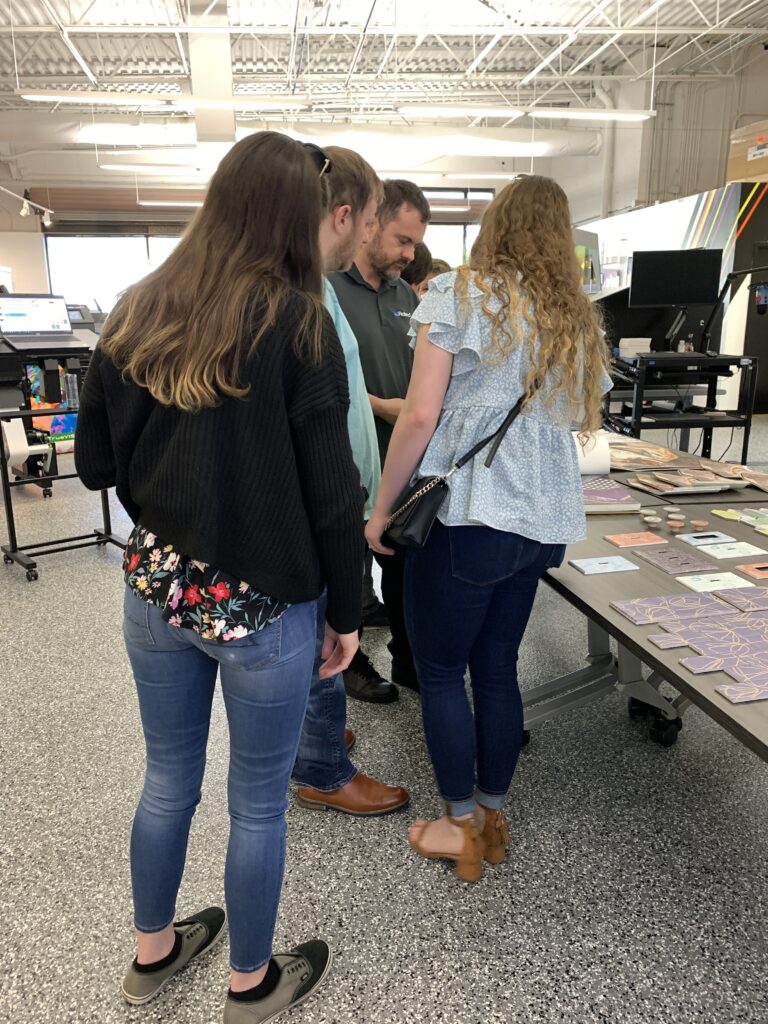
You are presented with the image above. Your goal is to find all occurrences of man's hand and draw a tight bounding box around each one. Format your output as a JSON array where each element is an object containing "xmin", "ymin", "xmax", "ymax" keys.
[
  {"xmin": 319, "ymin": 625, "xmax": 360, "ymax": 678},
  {"xmin": 368, "ymin": 394, "xmax": 404, "ymax": 425}
]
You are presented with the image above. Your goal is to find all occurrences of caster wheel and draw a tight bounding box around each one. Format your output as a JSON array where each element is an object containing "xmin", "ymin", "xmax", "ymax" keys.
[
  {"xmin": 521, "ymin": 729, "xmax": 531, "ymax": 748},
  {"xmin": 650, "ymin": 717, "xmax": 680, "ymax": 747},
  {"xmin": 628, "ymin": 696, "xmax": 651, "ymax": 720},
  {"xmin": 26, "ymin": 569, "xmax": 39, "ymax": 582},
  {"xmin": 43, "ymin": 488, "xmax": 53, "ymax": 498},
  {"xmin": 3, "ymin": 554, "xmax": 13, "ymax": 565}
]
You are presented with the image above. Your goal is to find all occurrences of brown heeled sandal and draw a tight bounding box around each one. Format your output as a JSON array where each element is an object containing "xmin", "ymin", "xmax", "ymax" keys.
[
  {"xmin": 479, "ymin": 808, "xmax": 510, "ymax": 865},
  {"xmin": 408, "ymin": 816, "xmax": 486, "ymax": 882}
]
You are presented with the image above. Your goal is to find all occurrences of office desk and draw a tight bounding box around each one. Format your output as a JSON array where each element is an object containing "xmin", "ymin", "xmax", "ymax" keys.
[{"xmin": 526, "ymin": 504, "xmax": 768, "ymax": 760}]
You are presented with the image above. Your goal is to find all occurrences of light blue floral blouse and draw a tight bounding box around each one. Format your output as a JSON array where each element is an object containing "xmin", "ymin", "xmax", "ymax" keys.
[{"xmin": 409, "ymin": 270, "xmax": 611, "ymax": 545}]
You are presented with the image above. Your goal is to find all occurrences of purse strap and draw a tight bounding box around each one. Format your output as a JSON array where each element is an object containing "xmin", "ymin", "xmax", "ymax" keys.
[{"xmin": 448, "ymin": 382, "xmax": 538, "ymax": 477}]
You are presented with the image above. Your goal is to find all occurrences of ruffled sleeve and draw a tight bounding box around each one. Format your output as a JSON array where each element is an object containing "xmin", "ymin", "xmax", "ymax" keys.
[{"xmin": 408, "ymin": 271, "xmax": 483, "ymax": 376}]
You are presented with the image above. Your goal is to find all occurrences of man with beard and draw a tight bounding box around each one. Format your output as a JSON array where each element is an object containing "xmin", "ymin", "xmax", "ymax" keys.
[{"xmin": 329, "ymin": 180, "xmax": 431, "ymax": 702}]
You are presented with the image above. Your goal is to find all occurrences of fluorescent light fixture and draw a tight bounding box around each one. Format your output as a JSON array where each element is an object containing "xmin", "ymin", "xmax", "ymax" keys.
[
  {"xmin": 442, "ymin": 172, "xmax": 516, "ymax": 180},
  {"xmin": 137, "ymin": 199, "xmax": 204, "ymax": 208},
  {"xmin": 528, "ymin": 108, "xmax": 656, "ymax": 122},
  {"xmin": 193, "ymin": 96, "xmax": 308, "ymax": 110},
  {"xmin": 431, "ymin": 205, "xmax": 472, "ymax": 213},
  {"xmin": 77, "ymin": 123, "xmax": 198, "ymax": 145},
  {"xmin": 399, "ymin": 105, "xmax": 523, "ymax": 120},
  {"xmin": 18, "ymin": 89, "xmax": 174, "ymax": 108},
  {"xmin": 18, "ymin": 88, "xmax": 308, "ymax": 111},
  {"xmin": 100, "ymin": 163, "xmax": 203, "ymax": 174}
]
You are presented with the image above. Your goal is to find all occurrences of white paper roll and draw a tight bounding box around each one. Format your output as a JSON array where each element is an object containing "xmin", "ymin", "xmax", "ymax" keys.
[
  {"xmin": 573, "ymin": 431, "xmax": 611, "ymax": 476},
  {"xmin": 1, "ymin": 418, "xmax": 29, "ymax": 466}
]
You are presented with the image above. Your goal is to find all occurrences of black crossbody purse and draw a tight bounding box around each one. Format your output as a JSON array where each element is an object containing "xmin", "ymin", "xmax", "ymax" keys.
[{"xmin": 382, "ymin": 391, "xmax": 529, "ymax": 549}]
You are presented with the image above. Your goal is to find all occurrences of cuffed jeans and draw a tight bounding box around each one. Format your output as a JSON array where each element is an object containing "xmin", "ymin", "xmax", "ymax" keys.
[
  {"xmin": 292, "ymin": 592, "xmax": 356, "ymax": 792},
  {"xmin": 123, "ymin": 587, "xmax": 317, "ymax": 972},
  {"xmin": 404, "ymin": 521, "xmax": 565, "ymax": 817}
]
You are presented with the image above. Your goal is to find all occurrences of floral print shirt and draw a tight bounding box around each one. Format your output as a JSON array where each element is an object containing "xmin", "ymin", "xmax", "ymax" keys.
[{"xmin": 123, "ymin": 525, "xmax": 290, "ymax": 643}]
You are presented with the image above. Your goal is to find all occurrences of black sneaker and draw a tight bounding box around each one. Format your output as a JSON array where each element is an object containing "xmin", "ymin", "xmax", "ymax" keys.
[
  {"xmin": 224, "ymin": 939, "xmax": 332, "ymax": 1023},
  {"xmin": 361, "ymin": 602, "xmax": 390, "ymax": 628},
  {"xmin": 343, "ymin": 651, "xmax": 398, "ymax": 703},
  {"xmin": 121, "ymin": 907, "xmax": 227, "ymax": 1005}
]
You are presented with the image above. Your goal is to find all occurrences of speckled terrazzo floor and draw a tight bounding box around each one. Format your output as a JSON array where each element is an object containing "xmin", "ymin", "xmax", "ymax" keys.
[{"xmin": 2, "ymin": 423, "xmax": 768, "ymax": 1024}]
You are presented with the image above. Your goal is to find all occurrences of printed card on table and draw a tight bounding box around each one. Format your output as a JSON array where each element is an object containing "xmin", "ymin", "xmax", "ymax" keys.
[
  {"xmin": 696, "ymin": 542, "xmax": 768, "ymax": 560},
  {"xmin": 678, "ymin": 531, "xmax": 737, "ymax": 547},
  {"xmin": 569, "ymin": 556, "xmax": 639, "ymax": 575},
  {"xmin": 604, "ymin": 531, "xmax": 668, "ymax": 549},
  {"xmin": 736, "ymin": 563, "xmax": 768, "ymax": 581},
  {"xmin": 678, "ymin": 572, "xmax": 755, "ymax": 593},
  {"xmin": 634, "ymin": 546, "xmax": 715, "ymax": 575},
  {"xmin": 660, "ymin": 615, "xmax": 768, "ymax": 647}
]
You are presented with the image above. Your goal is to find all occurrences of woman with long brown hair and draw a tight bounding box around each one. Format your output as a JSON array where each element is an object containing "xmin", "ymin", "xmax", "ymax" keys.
[
  {"xmin": 76, "ymin": 132, "xmax": 363, "ymax": 1021},
  {"xmin": 366, "ymin": 175, "xmax": 610, "ymax": 882}
]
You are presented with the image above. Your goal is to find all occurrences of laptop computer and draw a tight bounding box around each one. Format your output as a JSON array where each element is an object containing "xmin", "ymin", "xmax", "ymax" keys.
[{"xmin": 0, "ymin": 293, "xmax": 89, "ymax": 353}]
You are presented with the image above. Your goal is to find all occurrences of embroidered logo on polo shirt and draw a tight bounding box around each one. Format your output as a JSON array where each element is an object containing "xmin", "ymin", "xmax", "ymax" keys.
[{"xmin": 391, "ymin": 310, "xmax": 411, "ymax": 318}]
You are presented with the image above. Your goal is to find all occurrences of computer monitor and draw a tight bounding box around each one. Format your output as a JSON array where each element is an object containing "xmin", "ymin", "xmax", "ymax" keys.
[
  {"xmin": 628, "ymin": 249, "xmax": 723, "ymax": 308},
  {"xmin": 0, "ymin": 294, "xmax": 72, "ymax": 335}
]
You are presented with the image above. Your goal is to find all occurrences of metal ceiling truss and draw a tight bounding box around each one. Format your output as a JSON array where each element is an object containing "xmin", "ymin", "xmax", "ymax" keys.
[{"xmin": 0, "ymin": 0, "xmax": 763, "ymax": 116}]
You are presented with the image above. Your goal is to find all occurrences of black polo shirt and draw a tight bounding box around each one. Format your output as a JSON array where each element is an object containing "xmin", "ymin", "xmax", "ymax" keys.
[{"xmin": 328, "ymin": 263, "xmax": 418, "ymax": 461}]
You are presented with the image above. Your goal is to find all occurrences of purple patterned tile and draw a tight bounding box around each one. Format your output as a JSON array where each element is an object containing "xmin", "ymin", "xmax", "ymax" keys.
[
  {"xmin": 610, "ymin": 592, "xmax": 736, "ymax": 625},
  {"xmin": 680, "ymin": 652, "xmax": 768, "ymax": 675},
  {"xmin": 715, "ymin": 681, "xmax": 768, "ymax": 704},
  {"xmin": 713, "ymin": 587, "xmax": 768, "ymax": 613},
  {"xmin": 647, "ymin": 633, "xmax": 689, "ymax": 649},
  {"xmin": 688, "ymin": 638, "xmax": 768, "ymax": 658}
]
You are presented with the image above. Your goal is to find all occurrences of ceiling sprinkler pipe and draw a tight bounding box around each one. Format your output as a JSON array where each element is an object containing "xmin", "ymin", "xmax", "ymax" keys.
[{"xmin": 594, "ymin": 81, "xmax": 615, "ymax": 218}]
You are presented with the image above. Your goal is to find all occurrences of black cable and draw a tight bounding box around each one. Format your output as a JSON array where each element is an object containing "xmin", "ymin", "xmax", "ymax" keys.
[{"xmin": 717, "ymin": 427, "xmax": 736, "ymax": 463}]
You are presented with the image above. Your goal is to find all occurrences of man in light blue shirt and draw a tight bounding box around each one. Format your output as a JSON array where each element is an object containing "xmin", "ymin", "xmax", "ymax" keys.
[{"xmin": 291, "ymin": 145, "xmax": 410, "ymax": 818}]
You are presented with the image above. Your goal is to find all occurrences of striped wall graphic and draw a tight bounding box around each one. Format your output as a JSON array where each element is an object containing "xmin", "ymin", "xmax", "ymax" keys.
[{"xmin": 681, "ymin": 182, "xmax": 768, "ymax": 270}]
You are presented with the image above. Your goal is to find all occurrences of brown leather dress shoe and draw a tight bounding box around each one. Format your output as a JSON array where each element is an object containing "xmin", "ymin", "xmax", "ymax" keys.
[
  {"xmin": 344, "ymin": 727, "xmax": 356, "ymax": 753},
  {"xmin": 296, "ymin": 773, "xmax": 410, "ymax": 816}
]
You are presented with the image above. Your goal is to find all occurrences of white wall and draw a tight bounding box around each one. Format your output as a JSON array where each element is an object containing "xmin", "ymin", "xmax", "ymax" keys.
[
  {"xmin": 0, "ymin": 233, "xmax": 48, "ymax": 292},
  {"xmin": 0, "ymin": 185, "xmax": 49, "ymax": 292},
  {"xmin": 552, "ymin": 44, "xmax": 768, "ymax": 224}
]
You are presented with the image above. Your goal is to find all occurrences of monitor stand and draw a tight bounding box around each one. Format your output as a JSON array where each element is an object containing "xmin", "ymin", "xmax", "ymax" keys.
[{"xmin": 664, "ymin": 305, "xmax": 687, "ymax": 351}]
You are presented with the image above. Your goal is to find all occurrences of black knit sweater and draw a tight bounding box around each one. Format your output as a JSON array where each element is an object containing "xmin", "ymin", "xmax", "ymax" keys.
[{"xmin": 74, "ymin": 295, "xmax": 364, "ymax": 633}]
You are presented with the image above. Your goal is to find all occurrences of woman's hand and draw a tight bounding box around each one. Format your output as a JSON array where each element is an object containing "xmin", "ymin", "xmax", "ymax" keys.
[
  {"xmin": 319, "ymin": 625, "xmax": 359, "ymax": 678},
  {"xmin": 365, "ymin": 513, "xmax": 395, "ymax": 557}
]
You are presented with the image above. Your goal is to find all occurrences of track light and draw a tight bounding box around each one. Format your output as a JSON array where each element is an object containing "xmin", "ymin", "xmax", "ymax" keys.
[
  {"xmin": 0, "ymin": 184, "xmax": 55, "ymax": 220},
  {"xmin": 42, "ymin": 211, "xmax": 53, "ymax": 227}
]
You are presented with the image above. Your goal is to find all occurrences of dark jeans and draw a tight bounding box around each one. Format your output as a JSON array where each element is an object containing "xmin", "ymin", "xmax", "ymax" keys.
[
  {"xmin": 404, "ymin": 521, "xmax": 564, "ymax": 816},
  {"xmin": 123, "ymin": 587, "xmax": 317, "ymax": 972},
  {"xmin": 374, "ymin": 546, "xmax": 415, "ymax": 675},
  {"xmin": 292, "ymin": 592, "xmax": 356, "ymax": 791}
]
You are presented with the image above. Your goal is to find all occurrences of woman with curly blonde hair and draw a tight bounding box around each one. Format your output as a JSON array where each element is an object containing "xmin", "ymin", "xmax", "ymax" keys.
[{"xmin": 366, "ymin": 175, "xmax": 611, "ymax": 881}]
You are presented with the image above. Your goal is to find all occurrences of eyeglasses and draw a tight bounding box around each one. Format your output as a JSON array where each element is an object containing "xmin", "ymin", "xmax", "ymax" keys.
[{"xmin": 303, "ymin": 142, "xmax": 332, "ymax": 177}]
